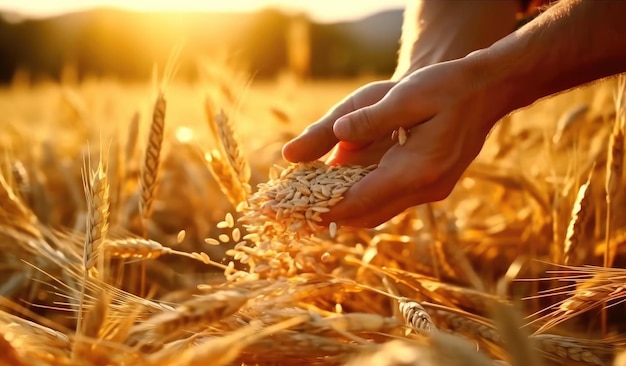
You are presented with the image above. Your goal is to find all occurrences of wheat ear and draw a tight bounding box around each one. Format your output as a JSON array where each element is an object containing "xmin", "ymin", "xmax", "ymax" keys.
[
  {"xmin": 205, "ymin": 100, "xmax": 251, "ymax": 206},
  {"xmin": 139, "ymin": 91, "xmax": 166, "ymax": 232},
  {"xmin": 399, "ymin": 298, "xmax": 437, "ymax": 335},
  {"xmin": 74, "ymin": 149, "xmax": 110, "ymax": 359},
  {"xmin": 81, "ymin": 153, "xmax": 110, "ymax": 275},
  {"xmin": 564, "ymin": 166, "xmax": 594, "ymax": 265}
]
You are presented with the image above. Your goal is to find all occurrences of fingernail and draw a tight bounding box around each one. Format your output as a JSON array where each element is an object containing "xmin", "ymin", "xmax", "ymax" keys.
[{"xmin": 333, "ymin": 116, "xmax": 351, "ymax": 139}]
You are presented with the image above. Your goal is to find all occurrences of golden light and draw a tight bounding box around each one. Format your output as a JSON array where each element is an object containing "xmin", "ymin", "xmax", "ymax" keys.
[
  {"xmin": 0, "ymin": 0, "xmax": 408, "ymax": 23},
  {"xmin": 175, "ymin": 126, "xmax": 194, "ymax": 143}
]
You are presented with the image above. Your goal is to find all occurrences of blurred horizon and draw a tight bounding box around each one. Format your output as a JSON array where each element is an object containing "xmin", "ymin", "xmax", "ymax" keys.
[
  {"xmin": 0, "ymin": 6, "xmax": 406, "ymax": 84},
  {"xmin": 0, "ymin": 0, "xmax": 407, "ymax": 23}
]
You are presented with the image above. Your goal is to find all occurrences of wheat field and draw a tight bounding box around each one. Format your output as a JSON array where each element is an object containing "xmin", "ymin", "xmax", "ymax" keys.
[{"xmin": 0, "ymin": 59, "xmax": 625, "ymax": 366}]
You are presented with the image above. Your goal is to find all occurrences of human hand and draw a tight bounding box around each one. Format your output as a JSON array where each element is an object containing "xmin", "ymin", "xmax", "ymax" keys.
[
  {"xmin": 282, "ymin": 80, "xmax": 397, "ymax": 166},
  {"xmin": 322, "ymin": 58, "xmax": 505, "ymax": 228}
]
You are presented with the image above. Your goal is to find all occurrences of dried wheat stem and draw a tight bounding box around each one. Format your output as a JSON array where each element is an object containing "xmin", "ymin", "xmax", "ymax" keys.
[{"xmin": 139, "ymin": 91, "xmax": 166, "ymax": 229}]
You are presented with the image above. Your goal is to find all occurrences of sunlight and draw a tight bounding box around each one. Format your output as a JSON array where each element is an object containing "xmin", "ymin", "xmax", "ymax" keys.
[{"xmin": 0, "ymin": 0, "xmax": 407, "ymax": 22}]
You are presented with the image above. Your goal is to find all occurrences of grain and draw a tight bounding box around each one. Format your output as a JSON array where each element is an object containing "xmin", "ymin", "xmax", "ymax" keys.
[
  {"xmin": 241, "ymin": 160, "xmax": 375, "ymax": 238},
  {"xmin": 329, "ymin": 222, "xmax": 337, "ymax": 239},
  {"xmin": 204, "ymin": 238, "xmax": 220, "ymax": 246},
  {"xmin": 398, "ymin": 127, "xmax": 408, "ymax": 146}
]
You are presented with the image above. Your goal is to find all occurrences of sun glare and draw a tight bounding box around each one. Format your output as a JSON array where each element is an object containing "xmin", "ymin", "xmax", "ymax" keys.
[{"xmin": 0, "ymin": 0, "xmax": 407, "ymax": 22}]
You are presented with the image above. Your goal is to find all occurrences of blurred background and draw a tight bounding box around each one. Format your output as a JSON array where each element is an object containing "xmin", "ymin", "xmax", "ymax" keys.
[{"xmin": 0, "ymin": 0, "xmax": 409, "ymax": 83}]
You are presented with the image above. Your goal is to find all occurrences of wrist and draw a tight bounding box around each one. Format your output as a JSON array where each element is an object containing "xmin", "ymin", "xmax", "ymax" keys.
[{"xmin": 460, "ymin": 48, "xmax": 524, "ymax": 134}]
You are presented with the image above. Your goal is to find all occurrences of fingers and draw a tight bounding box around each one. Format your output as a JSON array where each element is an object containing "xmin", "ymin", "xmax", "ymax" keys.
[
  {"xmin": 282, "ymin": 81, "xmax": 396, "ymax": 163},
  {"xmin": 281, "ymin": 117, "xmax": 339, "ymax": 163},
  {"xmin": 333, "ymin": 82, "xmax": 435, "ymax": 143}
]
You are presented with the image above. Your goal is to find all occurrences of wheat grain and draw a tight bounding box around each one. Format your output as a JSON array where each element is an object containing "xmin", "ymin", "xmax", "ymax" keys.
[
  {"xmin": 241, "ymin": 160, "xmax": 375, "ymax": 239},
  {"xmin": 176, "ymin": 230, "xmax": 186, "ymax": 243},
  {"xmin": 398, "ymin": 127, "xmax": 408, "ymax": 146},
  {"xmin": 204, "ymin": 238, "xmax": 220, "ymax": 246}
]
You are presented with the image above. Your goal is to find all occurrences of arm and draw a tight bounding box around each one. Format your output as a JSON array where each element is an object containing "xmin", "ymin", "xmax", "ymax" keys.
[
  {"xmin": 325, "ymin": 0, "xmax": 626, "ymax": 227},
  {"xmin": 393, "ymin": 0, "xmax": 518, "ymax": 80},
  {"xmin": 283, "ymin": 0, "xmax": 517, "ymax": 164},
  {"xmin": 479, "ymin": 0, "xmax": 626, "ymax": 119}
]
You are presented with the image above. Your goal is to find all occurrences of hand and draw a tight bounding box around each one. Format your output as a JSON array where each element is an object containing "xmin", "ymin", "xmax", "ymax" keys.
[
  {"xmin": 323, "ymin": 58, "xmax": 504, "ymax": 228},
  {"xmin": 282, "ymin": 80, "xmax": 396, "ymax": 166}
]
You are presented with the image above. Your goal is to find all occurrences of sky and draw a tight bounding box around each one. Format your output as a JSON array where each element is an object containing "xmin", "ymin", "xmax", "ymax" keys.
[{"xmin": 0, "ymin": 0, "xmax": 409, "ymax": 23}]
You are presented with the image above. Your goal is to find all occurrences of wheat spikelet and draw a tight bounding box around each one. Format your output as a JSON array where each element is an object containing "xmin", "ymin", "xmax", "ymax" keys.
[
  {"xmin": 399, "ymin": 298, "xmax": 437, "ymax": 335},
  {"xmin": 212, "ymin": 109, "xmax": 251, "ymax": 190},
  {"xmin": 133, "ymin": 289, "xmax": 250, "ymax": 335},
  {"xmin": 139, "ymin": 91, "xmax": 166, "ymax": 227},
  {"xmin": 0, "ymin": 167, "xmax": 40, "ymax": 239},
  {"xmin": 564, "ymin": 168, "xmax": 594, "ymax": 265},
  {"xmin": 10, "ymin": 159, "xmax": 30, "ymax": 202},
  {"xmin": 530, "ymin": 268, "xmax": 626, "ymax": 334},
  {"xmin": 81, "ymin": 155, "xmax": 110, "ymax": 272},
  {"xmin": 531, "ymin": 334, "xmax": 614, "ymax": 366},
  {"xmin": 104, "ymin": 237, "xmax": 172, "ymax": 260},
  {"xmin": 204, "ymin": 149, "xmax": 249, "ymax": 209},
  {"xmin": 434, "ymin": 309, "xmax": 502, "ymax": 345},
  {"xmin": 552, "ymin": 103, "xmax": 589, "ymax": 145},
  {"xmin": 158, "ymin": 316, "xmax": 308, "ymax": 366}
]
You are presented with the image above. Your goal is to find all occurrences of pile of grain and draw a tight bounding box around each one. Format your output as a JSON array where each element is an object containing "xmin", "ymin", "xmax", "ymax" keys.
[{"xmin": 240, "ymin": 160, "xmax": 376, "ymax": 239}]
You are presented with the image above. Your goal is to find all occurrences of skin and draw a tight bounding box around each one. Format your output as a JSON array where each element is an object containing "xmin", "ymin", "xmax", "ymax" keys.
[{"xmin": 283, "ymin": 0, "xmax": 626, "ymax": 228}]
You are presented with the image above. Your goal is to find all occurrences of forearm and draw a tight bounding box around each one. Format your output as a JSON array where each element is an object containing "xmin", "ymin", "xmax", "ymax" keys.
[
  {"xmin": 474, "ymin": 0, "xmax": 626, "ymax": 122},
  {"xmin": 393, "ymin": 0, "xmax": 519, "ymax": 80}
]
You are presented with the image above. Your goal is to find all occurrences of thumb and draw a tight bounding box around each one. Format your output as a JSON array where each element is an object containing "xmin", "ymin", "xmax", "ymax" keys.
[{"xmin": 332, "ymin": 85, "xmax": 429, "ymax": 143}]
